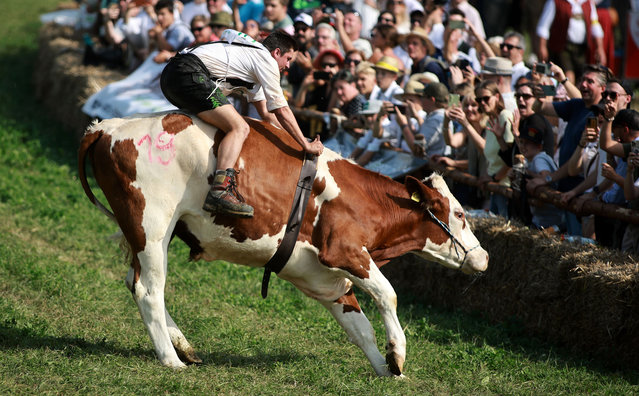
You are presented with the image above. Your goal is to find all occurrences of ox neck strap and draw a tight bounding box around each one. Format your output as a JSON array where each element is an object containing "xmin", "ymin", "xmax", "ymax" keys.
[{"xmin": 261, "ymin": 151, "xmax": 318, "ymax": 298}]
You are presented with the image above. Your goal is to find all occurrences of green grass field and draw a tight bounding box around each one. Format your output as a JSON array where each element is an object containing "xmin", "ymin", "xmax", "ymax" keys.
[{"xmin": 0, "ymin": 1, "xmax": 638, "ymax": 394}]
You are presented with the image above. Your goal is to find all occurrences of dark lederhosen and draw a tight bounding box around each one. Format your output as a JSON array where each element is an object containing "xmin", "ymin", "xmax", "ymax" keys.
[{"xmin": 160, "ymin": 52, "xmax": 230, "ymax": 114}]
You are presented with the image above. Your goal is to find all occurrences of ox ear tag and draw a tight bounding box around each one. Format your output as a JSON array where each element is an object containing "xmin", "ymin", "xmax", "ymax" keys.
[{"xmin": 411, "ymin": 192, "xmax": 421, "ymax": 203}]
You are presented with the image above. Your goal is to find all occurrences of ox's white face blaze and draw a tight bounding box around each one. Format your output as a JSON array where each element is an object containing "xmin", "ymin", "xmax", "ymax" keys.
[{"xmin": 416, "ymin": 175, "xmax": 487, "ymax": 274}]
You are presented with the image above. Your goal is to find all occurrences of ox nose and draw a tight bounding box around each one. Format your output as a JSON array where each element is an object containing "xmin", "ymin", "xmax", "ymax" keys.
[{"xmin": 463, "ymin": 248, "xmax": 488, "ymax": 274}]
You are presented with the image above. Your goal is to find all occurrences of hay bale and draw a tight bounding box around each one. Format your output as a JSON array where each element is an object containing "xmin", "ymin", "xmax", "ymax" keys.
[
  {"xmin": 34, "ymin": 23, "xmax": 125, "ymax": 139},
  {"xmin": 382, "ymin": 217, "xmax": 639, "ymax": 368}
]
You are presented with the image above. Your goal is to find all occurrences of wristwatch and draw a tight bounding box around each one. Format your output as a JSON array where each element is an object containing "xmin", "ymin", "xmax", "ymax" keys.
[{"xmin": 545, "ymin": 174, "xmax": 553, "ymax": 184}]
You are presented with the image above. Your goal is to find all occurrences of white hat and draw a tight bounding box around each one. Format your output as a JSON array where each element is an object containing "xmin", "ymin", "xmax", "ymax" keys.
[
  {"xmin": 359, "ymin": 100, "xmax": 383, "ymax": 115},
  {"xmin": 293, "ymin": 13, "xmax": 313, "ymax": 28},
  {"xmin": 482, "ymin": 57, "xmax": 513, "ymax": 76}
]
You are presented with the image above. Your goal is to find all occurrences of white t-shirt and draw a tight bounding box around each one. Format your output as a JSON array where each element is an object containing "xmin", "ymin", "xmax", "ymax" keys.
[{"xmin": 188, "ymin": 41, "xmax": 287, "ymax": 111}]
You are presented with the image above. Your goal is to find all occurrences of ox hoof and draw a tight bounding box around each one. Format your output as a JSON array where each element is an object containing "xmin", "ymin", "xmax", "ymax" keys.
[
  {"xmin": 176, "ymin": 348, "xmax": 203, "ymax": 365},
  {"xmin": 385, "ymin": 351, "xmax": 404, "ymax": 376},
  {"xmin": 163, "ymin": 360, "xmax": 188, "ymax": 370}
]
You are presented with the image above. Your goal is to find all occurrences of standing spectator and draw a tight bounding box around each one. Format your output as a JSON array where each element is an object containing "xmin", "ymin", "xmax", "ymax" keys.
[
  {"xmin": 476, "ymin": 80, "xmax": 514, "ymax": 218},
  {"xmin": 261, "ymin": 0, "xmax": 294, "ymax": 35},
  {"xmin": 371, "ymin": 56, "xmax": 404, "ymax": 104},
  {"xmin": 190, "ymin": 15, "xmax": 216, "ymax": 44},
  {"xmin": 386, "ymin": 0, "xmax": 411, "ymax": 33},
  {"xmin": 368, "ymin": 24, "xmax": 404, "ymax": 72},
  {"xmin": 314, "ymin": 22, "xmax": 340, "ymax": 53},
  {"xmin": 209, "ymin": 12, "xmax": 235, "ymax": 40},
  {"xmin": 331, "ymin": 70, "xmax": 367, "ymax": 119},
  {"xmin": 437, "ymin": 10, "xmax": 481, "ymax": 74},
  {"xmin": 181, "ymin": 0, "xmax": 209, "ymax": 26},
  {"xmin": 501, "ymin": 31, "xmax": 530, "ymax": 90},
  {"xmin": 403, "ymin": 27, "xmax": 446, "ymax": 85},
  {"xmin": 423, "ymin": 0, "xmax": 447, "ymax": 50},
  {"xmin": 620, "ymin": 110, "xmax": 639, "ymax": 254},
  {"xmin": 519, "ymin": 116, "xmax": 566, "ymax": 230},
  {"xmin": 293, "ymin": 49, "xmax": 343, "ymax": 138},
  {"xmin": 343, "ymin": 49, "xmax": 366, "ymax": 75},
  {"xmin": 528, "ymin": 64, "xmax": 608, "ymax": 235},
  {"xmin": 287, "ymin": 13, "xmax": 316, "ymax": 97},
  {"xmin": 149, "ymin": 0, "xmax": 194, "ymax": 63},
  {"xmin": 334, "ymin": 9, "xmax": 373, "ymax": 59},
  {"xmin": 536, "ymin": 0, "xmax": 606, "ymax": 84},
  {"xmin": 117, "ymin": 0, "xmax": 158, "ymax": 68},
  {"xmin": 481, "ymin": 57, "xmax": 516, "ymax": 111},
  {"xmin": 230, "ymin": 0, "xmax": 264, "ymax": 32},
  {"xmin": 355, "ymin": 61, "xmax": 381, "ymax": 101},
  {"xmin": 446, "ymin": 0, "xmax": 486, "ymax": 46},
  {"xmin": 412, "ymin": 82, "xmax": 451, "ymax": 158}
]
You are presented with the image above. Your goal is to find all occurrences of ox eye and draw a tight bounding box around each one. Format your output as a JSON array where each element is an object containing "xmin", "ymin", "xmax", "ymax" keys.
[{"xmin": 455, "ymin": 210, "xmax": 465, "ymax": 220}]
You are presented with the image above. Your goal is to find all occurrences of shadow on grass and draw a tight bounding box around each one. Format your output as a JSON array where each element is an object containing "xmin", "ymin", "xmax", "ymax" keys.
[
  {"xmin": 0, "ymin": 322, "xmax": 151, "ymax": 360},
  {"xmin": 0, "ymin": 321, "xmax": 307, "ymax": 371}
]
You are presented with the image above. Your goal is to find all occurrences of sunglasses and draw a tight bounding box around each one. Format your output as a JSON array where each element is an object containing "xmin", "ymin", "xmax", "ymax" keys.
[
  {"xmin": 344, "ymin": 58, "xmax": 361, "ymax": 65},
  {"xmin": 379, "ymin": 17, "xmax": 394, "ymax": 23},
  {"xmin": 476, "ymin": 95, "xmax": 493, "ymax": 104},
  {"xmin": 295, "ymin": 25, "xmax": 309, "ymax": 32},
  {"xmin": 500, "ymin": 43, "xmax": 521, "ymax": 51},
  {"xmin": 515, "ymin": 93, "xmax": 534, "ymax": 100},
  {"xmin": 602, "ymin": 91, "xmax": 626, "ymax": 101},
  {"xmin": 191, "ymin": 26, "xmax": 205, "ymax": 33},
  {"xmin": 321, "ymin": 62, "xmax": 338, "ymax": 68}
]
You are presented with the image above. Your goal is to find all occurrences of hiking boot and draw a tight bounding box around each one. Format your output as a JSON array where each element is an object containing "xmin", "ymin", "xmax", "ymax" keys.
[{"xmin": 203, "ymin": 168, "xmax": 254, "ymax": 218}]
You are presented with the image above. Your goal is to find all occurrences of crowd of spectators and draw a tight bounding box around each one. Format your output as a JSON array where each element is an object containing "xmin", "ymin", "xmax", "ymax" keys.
[{"xmin": 74, "ymin": 0, "xmax": 638, "ymax": 252}]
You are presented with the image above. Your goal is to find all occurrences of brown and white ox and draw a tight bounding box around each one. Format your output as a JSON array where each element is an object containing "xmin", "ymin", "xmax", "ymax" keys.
[{"xmin": 78, "ymin": 111, "xmax": 488, "ymax": 377}]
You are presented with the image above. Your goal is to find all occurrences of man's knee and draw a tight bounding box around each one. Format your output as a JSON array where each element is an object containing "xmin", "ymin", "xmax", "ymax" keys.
[{"xmin": 230, "ymin": 120, "xmax": 250, "ymax": 140}]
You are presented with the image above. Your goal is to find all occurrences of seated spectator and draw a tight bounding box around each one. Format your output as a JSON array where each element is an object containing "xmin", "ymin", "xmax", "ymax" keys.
[
  {"xmin": 475, "ymin": 80, "xmax": 514, "ymax": 217},
  {"xmin": 517, "ymin": 116, "xmax": 565, "ymax": 230},
  {"xmin": 149, "ymin": 0, "xmax": 194, "ymax": 63},
  {"xmin": 331, "ymin": 70, "xmax": 366, "ymax": 119},
  {"xmin": 412, "ymin": 82, "xmax": 451, "ymax": 158},
  {"xmin": 190, "ymin": 15, "xmax": 216, "ymax": 44},
  {"xmin": 355, "ymin": 61, "xmax": 381, "ymax": 101},
  {"xmin": 262, "ymin": 0, "xmax": 294, "ymax": 35},
  {"xmin": 83, "ymin": 0, "xmax": 128, "ymax": 69},
  {"xmin": 117, "ymin": 0, "xmax": 158, "ymax": 69}
]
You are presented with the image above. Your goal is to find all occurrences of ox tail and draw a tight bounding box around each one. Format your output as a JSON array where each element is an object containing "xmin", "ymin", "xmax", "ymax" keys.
[{"xmin": 77, "ymin": 128, "xmax": 117, "ymax": 223}]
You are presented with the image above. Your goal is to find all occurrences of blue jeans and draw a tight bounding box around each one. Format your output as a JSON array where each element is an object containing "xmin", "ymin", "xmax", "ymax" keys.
[
  {"xmin": 490, "ymin": 193, "xmax": 509, "ymax": 218},
  {"xmin": 565, "ymin": 211, "xmax": 582, "ymax": 236}
]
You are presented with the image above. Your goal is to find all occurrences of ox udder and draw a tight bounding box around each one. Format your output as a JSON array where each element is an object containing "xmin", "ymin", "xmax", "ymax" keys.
[{"xmin": 78, "ymin": 111, "xmax": 488, "ymax": 377}]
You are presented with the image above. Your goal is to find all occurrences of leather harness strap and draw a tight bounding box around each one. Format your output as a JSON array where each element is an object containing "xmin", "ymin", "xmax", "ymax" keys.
[{"xmin": 261, "ymin": 152, "xmax": 318, "ymax": 298}]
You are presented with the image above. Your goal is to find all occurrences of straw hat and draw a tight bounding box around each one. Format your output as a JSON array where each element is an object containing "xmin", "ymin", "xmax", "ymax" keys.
[
  {"xmin": 210, "ymin": 12, "xmax": 234, "ymax": 28},
  {"xmin": 373, "ymin": 56, "xmax": 402, "ymax": 75},
  {"xmin": 393, "ymin": 80, "xmax": 424, "ymax": 102},
  {"xmin": 403, "ymin": 27, "xmax": 435, "ymax": 55},
  {"xmin": 409, "ymin": 72, "xmax": 439, "ymax": 84}
]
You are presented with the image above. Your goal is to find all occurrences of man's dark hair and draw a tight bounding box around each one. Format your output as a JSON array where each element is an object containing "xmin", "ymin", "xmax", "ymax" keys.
[
  {"xmin": 332, "ymin": 70, "xmax": 356, "ymax": 84},
  {"xmin": 155, "ymin": 0, "xmax": 174, "ymax": 13},
  {"xmin": 613, "ymin": 109, "xmax": 639, "ymax": 131},
  {"xmin": 608, "ymin": 77, "xmax": 634, "ymax": 99},
  {"xmin": 263, "ymin": 29, "xmax": 298, "ymax": 53}
]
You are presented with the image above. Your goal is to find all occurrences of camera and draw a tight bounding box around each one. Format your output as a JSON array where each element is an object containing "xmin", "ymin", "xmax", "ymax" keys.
[
  {"xmin": 448, "ymin": 93, "xmax": 460, "ymax": 107},
  {"xmin": 313, "ymin": 71, "xmax": 332, "ymax": 81},
  {"xmin": 540, "ymin": 84, "xmax": 556, "ymax": 97},
  {"xmin": 534, "ymin": 63, "xmax": 552, "ymax": 76},
  {"xmin": 632, "ymin": 140, "xmax": 639, "ymax": 154},
  {"xmin": 586, "ymin": 117, "xmax": 598, "ymax": 129}
]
